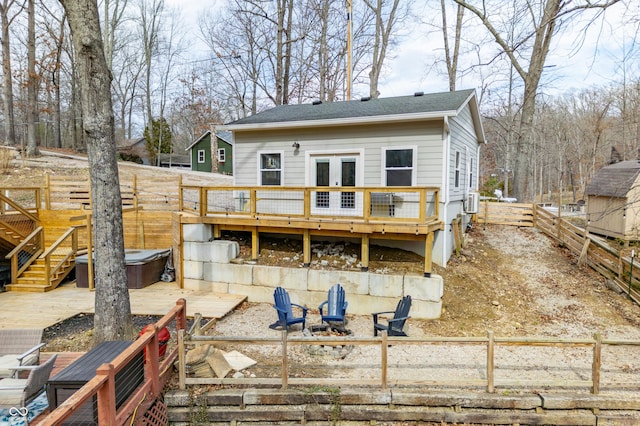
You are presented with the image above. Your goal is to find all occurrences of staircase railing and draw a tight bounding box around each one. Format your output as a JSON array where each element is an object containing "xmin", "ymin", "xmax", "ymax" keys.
[
  {"xmin": 41, "ymin": 227, "xmax": 78, "ymax": 285},
  {"xmin": 0, "ymin": 192, "xmax": 40, "ymax": 241},
  {"xmin": 5, "ymin": 226, "xmax": 44, "ymax": 278}
]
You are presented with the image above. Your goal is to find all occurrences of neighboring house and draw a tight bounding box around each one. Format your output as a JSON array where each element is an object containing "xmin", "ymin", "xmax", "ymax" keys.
[
  {"xmin": 185, "ymin": 130, "xmax": 234, "ymax": 175},
  {"xmin": 116, "ymin": 137, "xmax": 150, "ymax": 165},
  {"xmin": 217, "ymin": 89, "xmax": 485, "ymax": 266},
  {"xmin": 585, "ymin": 160, "xmax": 640, "ymax": 240},
  {"xmin": 215, "ymin": 130, "xmax": 233, "ymax": 175}
]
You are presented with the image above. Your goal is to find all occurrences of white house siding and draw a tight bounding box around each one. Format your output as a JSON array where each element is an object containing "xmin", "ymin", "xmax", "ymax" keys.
[{"xmin": 232, "ymin": 121, "xmax": 444, "ymax": 188}]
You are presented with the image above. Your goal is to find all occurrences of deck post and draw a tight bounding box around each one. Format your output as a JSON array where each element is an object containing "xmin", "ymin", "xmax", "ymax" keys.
[
  {"xmin": 424, "ymin": 231, "xmax": 434, "ymax": 278},
  {"xmin": 251, "ymin": 228, "xmax": 259, "ymax": 261},
  {"xmin": 303, "ymin": 229, "xmax": 311, "ymax": 267},
  {"xmin": 96, "ymin": 363, "xmax": 117, "ymax": 425},
  {"xmin": 361, "ymin": 234, "xmax": 369, "ymax": 271}
]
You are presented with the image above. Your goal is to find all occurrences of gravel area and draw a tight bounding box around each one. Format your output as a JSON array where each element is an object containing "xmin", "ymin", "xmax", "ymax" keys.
[{"xmin": 207, "ymin": 225, "xmax": 640, "ymax": 393}]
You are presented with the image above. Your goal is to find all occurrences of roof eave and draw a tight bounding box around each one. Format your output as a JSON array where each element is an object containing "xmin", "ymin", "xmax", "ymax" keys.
[
  {"xmin": 218, "ymin": 111, "xmax": 456, "ymax": 132},
  {"xmin": 185, "ymin": 130, "xmax": 212, "ymax": 151}
]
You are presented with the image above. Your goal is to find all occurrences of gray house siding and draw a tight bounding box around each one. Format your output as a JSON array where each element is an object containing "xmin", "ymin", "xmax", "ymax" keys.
[{"xmin": 233, "ymin": 122, "xmax": 444, "ymax": 188}]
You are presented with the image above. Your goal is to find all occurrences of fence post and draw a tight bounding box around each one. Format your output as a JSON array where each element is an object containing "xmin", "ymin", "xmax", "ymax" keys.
[
  {"xmin": 487, "ymin": 331, "xmax": 495, "ymax": 393},
  {"xmin": 96, "ymin": 363, "xmax": 117, "ymax": 425},
  {"xmin": 591, "ymin": 333, "xmax": 602, "ymax": 394},
  {"xmin": 178, "ymin": 329, "xmax": 186, "ymax": 390},
  {"xmin": 145, "ymin": 325, "xmax": 161, "ymax": 396},
  {"xmin": 381, "ymin": 332, "xmax": 388, "ymax": 390},
  {"xmin": 281, "ymin": 330, "xmax": 288, "ymax": 389}
]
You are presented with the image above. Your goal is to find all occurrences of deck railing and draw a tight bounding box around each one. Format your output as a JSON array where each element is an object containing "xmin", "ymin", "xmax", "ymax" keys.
[
  {"xmin": 5, "ymin": 226, "xmax": 44, "ymax": 277},
  {"xmin": 179, "ymin": 185, "xmax": 440, "ymax": 224},
  {"xmin": 177, "ymin": 329, "xmax": 639, "ymax": 394},
  {"xmin": 41, "ymin": 226, "xmax": 78, "ymax": 285},
  {"xmin": 43, "ymin": 299, "xmax": 187, "ymax": 425}
]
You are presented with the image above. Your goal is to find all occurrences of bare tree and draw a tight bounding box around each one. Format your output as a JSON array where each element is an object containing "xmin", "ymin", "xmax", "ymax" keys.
[
  {"xmin": 453, "ymin": 0, "xmax": 622, "ymax": 201},
  {"xmin": 136, "ymin": 0, "xmax": 164, "ymax": 123},
  {"xmin": 440, "ymin": 0, "xmax": 464, "ymax": 91},
  {"xmin": 25, "ymin": 0, "xmax": 38, "ymax": 156},
  {"xmin": 362, "ymin": 0, "xmax": 408, "ymax": 98},
  {"xmin": 58, "ymin": 0, "xmax": 133, "ymax": 343},
  {"xmin": 0, "ymin": 0, "xmax": 21, "ymax": 146}
]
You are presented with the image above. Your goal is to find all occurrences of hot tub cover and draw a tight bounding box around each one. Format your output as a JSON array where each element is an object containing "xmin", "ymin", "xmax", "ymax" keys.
[{"xmin": 76, "ymin": 249, "xmax": 171, "ymax": 265}]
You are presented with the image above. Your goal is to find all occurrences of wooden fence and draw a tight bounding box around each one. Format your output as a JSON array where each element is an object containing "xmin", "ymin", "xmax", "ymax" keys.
[
  {"xmin": 476, "ymin": 201, "xmax": 535, "ymax": 227},
  {"xmin": 534, "ymin": 205, "xmax": 640, "ymax": 304},
  {"xmin": 475, "ymin": 201, "xmax": 640, "ymax": 304},
  {"xmin": 42, "ymin": 299, "xmax": 187, "ymax": 425},
  {"xmin": 177, "ymin": 328, "xmax": 639, "ymax": 394}
]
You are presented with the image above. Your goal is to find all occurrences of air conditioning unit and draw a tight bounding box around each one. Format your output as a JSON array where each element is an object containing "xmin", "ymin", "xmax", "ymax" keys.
[{"xmin": 465, "ymin": 192, "xmax": 479, "ymax": 214}]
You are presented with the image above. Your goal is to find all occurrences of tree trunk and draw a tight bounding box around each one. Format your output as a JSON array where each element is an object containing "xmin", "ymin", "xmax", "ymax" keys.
[
  {"xmin": 0, "ymin": 1, "xmax": 16, "ymax": 146},
  {"xmin": 58, "ymin": 0, "xmax": 133, "ymax": 343},
  {"xmin": 26, "ymin": 0, "xmax": 39, "ymax": 156}
]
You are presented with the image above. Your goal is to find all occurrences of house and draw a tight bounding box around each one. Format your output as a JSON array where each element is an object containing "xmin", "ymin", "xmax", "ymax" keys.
[
  {"xmin": 185, "ymin": 130, "xmax": 234, "ymax": 175},
  {"xmin": 217, "ymin": 89, "xmax": 485, "ymax": 266},
  {"xmin": 585, "ymin": 160, "xmax": 640, "ymax": 240},
  {"xmin": 116, "ymin": 137, "xmax": 150, "ymax": 164}
]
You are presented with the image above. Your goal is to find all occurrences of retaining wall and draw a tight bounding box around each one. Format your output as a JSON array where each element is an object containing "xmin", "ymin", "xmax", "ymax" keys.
[{"xmin": 181, "ymin": 224, "xmax": 443, "ymax": 319}]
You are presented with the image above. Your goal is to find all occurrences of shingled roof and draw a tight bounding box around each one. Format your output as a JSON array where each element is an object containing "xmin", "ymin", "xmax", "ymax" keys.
[
  {"xmin": 585, "ymin": 160, "xmax": 640, "ymax": 198},
  {"xmin": 225, "ymin": 89, "xmax": 477, "ymax": 126}
]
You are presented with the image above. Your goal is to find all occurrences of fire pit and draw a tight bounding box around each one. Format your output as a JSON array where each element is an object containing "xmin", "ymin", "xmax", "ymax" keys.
[{"xmin": 304, "ymin": 324, "xmax": 354, "ymax": 358}]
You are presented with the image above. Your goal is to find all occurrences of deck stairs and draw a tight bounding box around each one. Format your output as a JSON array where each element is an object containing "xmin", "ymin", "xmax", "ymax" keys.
[{"xmin": 0, "ymin": 197, "xmax": 79, "ymax": 292}]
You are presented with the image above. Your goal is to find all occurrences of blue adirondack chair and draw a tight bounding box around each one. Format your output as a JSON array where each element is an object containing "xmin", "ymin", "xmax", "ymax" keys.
[
  {"xmin": 372, "ymin": 295, "xmax": 412, "ymax": 336},
  {"xmin": 319, "ymin": 283, "xmax": 348, "ymax": 325},
  {"xmin": 269, "ymin": 287, "xmax": 308, "ymax": 331}
]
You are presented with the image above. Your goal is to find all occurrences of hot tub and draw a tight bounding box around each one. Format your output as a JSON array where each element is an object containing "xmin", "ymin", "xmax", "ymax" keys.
[{"xmin": 75, "ymin": 249, "xmax": 171, "ymax": 289}]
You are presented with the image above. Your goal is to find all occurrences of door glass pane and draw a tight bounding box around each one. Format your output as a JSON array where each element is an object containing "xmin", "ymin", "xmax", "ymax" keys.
[
  {"xmin": 341, "ymin": 159, "xmax": 356, "ymax": 208},
  {"xmin": 316, "ymin": 160, "xmax": 329, "ymax": 186},
  {"xmin": 341, "ymin": 159, "xmax": 356, "ymax": 187},
  {"xmin": 316, "ymin": 160, "xmax": 329, "ymax": 207}
]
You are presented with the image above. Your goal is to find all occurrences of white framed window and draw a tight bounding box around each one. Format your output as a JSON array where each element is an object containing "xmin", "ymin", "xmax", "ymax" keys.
[
  {"xmin": 259, "ymin": 152, "xmax": 282, "ymax": 186},
  {"xmin": 218, "ymin": 148, "xmax": 226, "ymax": 162},
  {"xmin": 454, "ymin": 151, "xmax": 461, "ymax": 190},
  {"xmin": 197, "ymin": 149, "xmax": 205, "ymax": 164},
  {"xmin": 383, "ymin": 147, "xmax": 416, "ymax": 186}
]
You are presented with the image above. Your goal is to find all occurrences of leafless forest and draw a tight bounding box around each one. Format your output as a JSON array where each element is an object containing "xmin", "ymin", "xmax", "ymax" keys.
[{"xmin": 0, "ymin": 0, "xmax": 637, "ymax": 202}]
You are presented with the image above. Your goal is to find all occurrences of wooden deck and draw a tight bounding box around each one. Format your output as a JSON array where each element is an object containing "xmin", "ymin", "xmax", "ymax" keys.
[{"xmin": 0, "ymin": 280, "xmax": 246, "ymax": 329}]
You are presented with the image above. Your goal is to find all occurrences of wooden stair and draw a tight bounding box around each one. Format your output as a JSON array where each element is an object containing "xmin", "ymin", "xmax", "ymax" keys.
[{"xmin": 5, "ymin": 252, "xmax": 76, "ymax": 292}]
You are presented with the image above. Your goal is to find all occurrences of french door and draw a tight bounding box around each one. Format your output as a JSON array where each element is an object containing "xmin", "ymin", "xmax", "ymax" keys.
[{"xmin": 312, "ymin": 154, "xmax": 360, "ymax": 215}]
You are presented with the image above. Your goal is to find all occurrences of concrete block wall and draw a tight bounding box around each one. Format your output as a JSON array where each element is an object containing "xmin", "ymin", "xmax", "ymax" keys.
[{"xmin": 181, "ymin": 224, "xmax": 443, "ymax": 319}]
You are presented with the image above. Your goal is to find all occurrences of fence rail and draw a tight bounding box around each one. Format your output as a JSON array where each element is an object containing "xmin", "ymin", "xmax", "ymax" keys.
[
  {"xmin": 177, "ymin": 329, "xmax": 639, "ymax": 394},
  {"xmin": 42, "ymin": 299, "xmax": 187, "ymax": 425},
  {"xmin": 533, "ymin": 205, "xmax": 640, "ymax": 304},
  {"xmin": 476, "ymin": 201, "xmax": 534, "ymax": 227}
]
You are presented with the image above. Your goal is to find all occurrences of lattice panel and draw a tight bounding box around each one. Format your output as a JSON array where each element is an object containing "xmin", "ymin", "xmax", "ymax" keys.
[{"xmin": 140, "ymin": 398, "xmax": 168, "ymax": 426}]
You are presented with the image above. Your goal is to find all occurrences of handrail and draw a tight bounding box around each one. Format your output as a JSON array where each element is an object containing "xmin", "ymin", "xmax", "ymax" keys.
[
  {"xmin": 177, "ymin": 330, "xmax": 639, "ymax": 394},
  {"xmin": 43, "ymin": 299, "xmax": 187, "ymax": 425},
  {"xmin": 42, "ymin": 227, "xmax": 78, "ymax": 284},
  {"xmin": 5, "ymin": 226, "xmax": 43, "ymax": 278},
  {"xmin": 0, "ymin": 192, "xmax": 40, "ymax": 223}
]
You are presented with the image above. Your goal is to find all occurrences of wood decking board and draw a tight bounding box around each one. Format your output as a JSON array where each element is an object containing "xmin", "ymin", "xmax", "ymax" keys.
[{"xmin": 0, "ymin": 281, "xmax": 246, "ymax": 329}]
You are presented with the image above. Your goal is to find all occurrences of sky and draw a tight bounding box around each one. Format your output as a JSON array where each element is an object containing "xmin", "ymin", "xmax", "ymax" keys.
[{"xmin": 166, "ymin": 0, "xmax": 637, "ymax": 100}]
